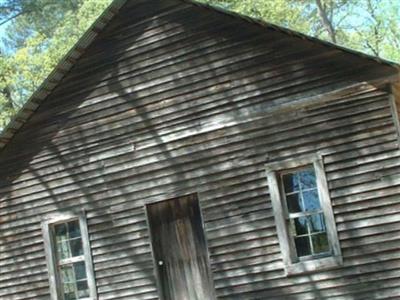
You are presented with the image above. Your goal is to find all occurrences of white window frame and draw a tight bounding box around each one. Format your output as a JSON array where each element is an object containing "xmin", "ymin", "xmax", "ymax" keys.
[
  {"xmin": 389, "ymin": 92, "xmax": 400, "ymax": 148},
  {"xmin": 265, "ymin": 154, "xmax": 342, "ymax": 275},
  {"xmin": 41, "ymin": 212, "xmax": 97, "ymax": 300}
]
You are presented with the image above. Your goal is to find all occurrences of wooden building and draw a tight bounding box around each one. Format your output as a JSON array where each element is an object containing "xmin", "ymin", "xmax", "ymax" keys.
[{"xmin": 1, "ymin": 0, "xmax": 400, "ymax": 299}]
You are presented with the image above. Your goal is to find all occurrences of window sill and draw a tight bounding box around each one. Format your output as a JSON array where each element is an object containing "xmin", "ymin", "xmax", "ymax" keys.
[{"xmin": 285, "ymin": 255, "xmax": 343, "ymax": 276}]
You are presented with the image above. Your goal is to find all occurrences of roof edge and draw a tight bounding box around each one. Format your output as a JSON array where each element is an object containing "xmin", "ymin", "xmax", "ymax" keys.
[
  {"xmin": 183, "ymin": 0, "xmax": 400, "ymax": 69},
  {"xmin": 0, "ymin": 0, "xmax": 399, "ymax": 152},
  {"xmin": 0, "ymin": 0, "xmax": 127, "ymax": 148}
]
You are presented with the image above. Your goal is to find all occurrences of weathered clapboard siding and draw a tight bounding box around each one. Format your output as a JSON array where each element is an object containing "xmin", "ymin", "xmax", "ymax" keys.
[
  {"xmin": 1, "ymin": 0, "xmax": 400, "ymax": 299},
  {"xmin": 391, "ymin": 82, "xmax": 400, "ymax": 146}
]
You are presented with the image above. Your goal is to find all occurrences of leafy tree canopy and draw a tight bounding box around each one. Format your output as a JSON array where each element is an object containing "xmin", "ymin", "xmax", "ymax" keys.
[
  {"xmin": 0, "ymin": 0, "xmax": 111, "ymax": 128},
  {"xmin": 0, "ymin": 0, "xmax": 398, "ymax": 130},
  {"xmin": 199, "ymin": 0, "xmax": 399, "ymax": 61}
]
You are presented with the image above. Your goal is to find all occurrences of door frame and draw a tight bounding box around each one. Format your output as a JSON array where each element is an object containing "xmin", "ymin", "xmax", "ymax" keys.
[{"xmin": 144, "ymin": 193, "xmax": 216, "ymax": 300}]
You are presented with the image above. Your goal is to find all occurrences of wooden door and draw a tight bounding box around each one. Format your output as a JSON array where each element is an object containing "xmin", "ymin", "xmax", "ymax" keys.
[{"xmin": 146, "ymin": 194, "xmax": 215, "ymax": 300}]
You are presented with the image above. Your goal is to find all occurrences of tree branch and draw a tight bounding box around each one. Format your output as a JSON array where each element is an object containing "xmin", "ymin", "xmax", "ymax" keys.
[
  {"xmin": 315, "ymin": 0, "xmax": 337, "ymax": 43},
  {"xmin": 0, "ymin": 10, "xmax": 25, "ymax": 26},
  {"xmin": 0, "ymin": 1, "xmax": 60, "ymax": 26}
]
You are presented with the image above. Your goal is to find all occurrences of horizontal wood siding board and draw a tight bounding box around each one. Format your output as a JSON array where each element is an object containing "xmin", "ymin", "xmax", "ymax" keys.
[
  {"xmin": 0, "ymin": 88, "xmax": 390, "ymax": 184},
  {"xmin": 32, "ymin": 68, "xmax": 384, "ymax": 140},
  {"xmin": 33, "ymin": 35, "xmax": 307, "ymax": 123},
  {"xmin": 3, "ymin": 104, "xmax": 393, "ymax": 184},
  {"xmin": 0, "ymin": 78, "xmax": 382, "ymax": 165},
  {"xmin": 23, "ymin": 43, "xmax": 328, "ymax": 135},
  {"xmin": 0, "ymin": 94, "xmax": 390, "ymax": 192},
  {"xmin": 20, "ymin": 48, "xmax": 352, "ymax": 138},
  {"xmin": 0, "ymin": 118, "xmax": 394, "ymax": 221},
  {"xmin": 1, "ymin": 1, "xmax": 399, "ymax": 299},
  {"xmin": 0, "ymin": 113, "xmax": 394, "ymax": 208}
]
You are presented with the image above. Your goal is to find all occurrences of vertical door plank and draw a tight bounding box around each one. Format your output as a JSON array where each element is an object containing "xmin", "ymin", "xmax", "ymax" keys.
[{"xmin": 147, "ymin": 194, "xmax": 215, "ymax": 300}]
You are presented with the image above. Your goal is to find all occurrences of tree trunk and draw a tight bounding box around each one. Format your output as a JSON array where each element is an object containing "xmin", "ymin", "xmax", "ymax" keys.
[
  {"xmin": 2, "ymin": 85, "xmax": 14, "ymax": 111},
  {"xmin": 315, "ymin": 0, "xmax": 337, "ymax": 43}
]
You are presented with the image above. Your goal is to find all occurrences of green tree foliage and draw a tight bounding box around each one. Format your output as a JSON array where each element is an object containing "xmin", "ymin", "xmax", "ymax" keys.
[
  {"xmin": 0, "ymin": 0, "xmax": 82, "ymax": 49},
  {"xmin": 200, "ymin": 0, "xmax": 312, "ymax": 33},
  {"xmin": 0, "ymin": 0, "xmax": 111, "ymax": 129},
  {"xmin": 0, "ymin": 0, "xmax": 398, "ymax": 130},
  {"xmin": 0, "ymin": 53, "xmax": 15, "ymax": 126},
  {"xmin": 344, "ymin": 0, "xmax": 400, "ymax": 62},
  {"xmin": 199, "ymin": 0, "xmax": 399, "ymax": 60}
]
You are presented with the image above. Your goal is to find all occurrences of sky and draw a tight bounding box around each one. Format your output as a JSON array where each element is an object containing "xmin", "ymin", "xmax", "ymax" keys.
[
  {"xmin": 0, "ymin": 0, "xmax": 9, "ymax": 51},
  {"xmin": 0, "ymin": 0, "xmax": 398, "ymax": 60},
  {"xmin": 0, "ymin": 24, "xmax": 7, "ymax": 42}
]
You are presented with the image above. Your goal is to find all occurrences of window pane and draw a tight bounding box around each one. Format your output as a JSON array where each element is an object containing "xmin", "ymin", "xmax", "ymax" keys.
[
  {"xmin": 74, "ymin": 262, "xmax": 87, "ymax": 281},
  {"xmin": 68, "ymin": 221, "xmax": 81, "ymax": 239},
  {"xmin": 293, "ymin": 217, "xmax": 308, "ymax": 235},
  {"xmin": 282, "ymin": 173, "xmax": 299, "ymax": 193},
  {"xmin": 60, "ymin": 263, "xmax": 89, "ymax": 299},
  {"xmin": 299, "ymin": 169, "xmax": 316, "ymax": 190},
  {"xmin": 309, "ymin": 213, "xmax": 326, "ymax": 233},
  {"xmin": 63, "ymin": 283, "xmax": 76, "ymax": 300},
  {"xmin": 70, "ymin": 239, "xmax": 84, "ymax": 257},
  {"xmin": 61, "ymin": 265, "xmax": 75, "ymax": 284},
  {"xmin": 302, "ymin": 189, "xmax": 321, "ymax": 211},
  {"xmin": 295, "ymin": 236, "xmax": 311, "ymax": 257},
  {"xmin": 312, "ymin": 233, "xmax": 330, "ymax": 254},
  {"xmin": 54, "ymin": 223, "xmax": 68, "ymax": 242},
  {"xmin": 286, "ymin": 193, "xmax": 302, "ymax": 213},
  {"xmin": 77, "ymin": 281, "xmax": 90, "ymax": 298},
  {"xmin": 57, "ymin": 240, "xmax": 71, "ymax": 260}
]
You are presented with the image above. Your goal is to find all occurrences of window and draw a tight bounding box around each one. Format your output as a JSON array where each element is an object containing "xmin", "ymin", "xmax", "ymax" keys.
[
  {"xmin": 282, "ymin": 166, "xmax": 330, "ymax": 259},
  {"xmin": 389, "ymin": 92, "xmax": 400, "ymax": 147},
  {"xmin": 42, "ymin": 213, "xmax": 97, "ymax": 300},
  {"xmin": 266, "ymin": 154, "xmax": 342, "ymax": 275}
]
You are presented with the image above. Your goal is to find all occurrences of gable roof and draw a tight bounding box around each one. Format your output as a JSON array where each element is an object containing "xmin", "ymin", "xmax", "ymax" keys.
[{"xmin": 0, "ymin": 0, "xmax": 399, "ymax": 152}]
